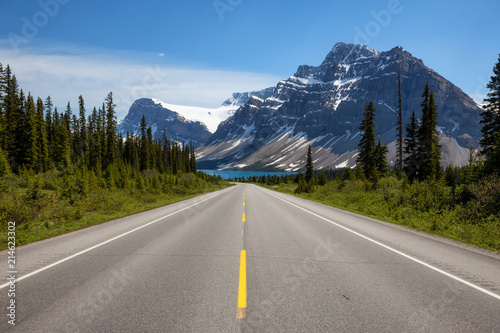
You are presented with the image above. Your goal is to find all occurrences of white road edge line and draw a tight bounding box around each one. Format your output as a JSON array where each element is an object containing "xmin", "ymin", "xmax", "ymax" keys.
[
  {"xmin": 261, "ymin": 186, "xmax": 500, "ymax": 302},
  {"xmin": 0, "ymin": 188, "xmax": 231, "ymax": 290}
]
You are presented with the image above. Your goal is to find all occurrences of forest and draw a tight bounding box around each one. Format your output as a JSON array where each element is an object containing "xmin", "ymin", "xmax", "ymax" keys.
[
  {"xmin": 0, "ymin": 63, "xmax": 227, "ymax": 249},
  {"xmin": 1, "ymin": 52, "xmax": 499, "ymax": 252}
]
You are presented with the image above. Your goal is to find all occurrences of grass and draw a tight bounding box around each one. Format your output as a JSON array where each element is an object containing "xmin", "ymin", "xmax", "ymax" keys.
[
  {"xmin": 0, "ymin": 174, "xmax": 231, "ymax": 250},
  {"xmin": 262, "ymin": 178, "xmax": 500, "ymax": 253}
]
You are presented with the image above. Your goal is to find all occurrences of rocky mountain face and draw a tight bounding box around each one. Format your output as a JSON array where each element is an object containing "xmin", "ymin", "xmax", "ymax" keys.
[
  {"xmin": 117, "ymin": 98, "xmax": 211, "ymax": 148},
  {"xmin": 221, "ymin": 87, "xmax": 275, "ymax": 107},
  {"xmin": 197, "ymin": 43, "xmax": 483, "ymax": 171}
]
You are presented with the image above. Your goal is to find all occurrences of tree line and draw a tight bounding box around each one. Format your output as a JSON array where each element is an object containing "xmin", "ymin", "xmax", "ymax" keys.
[
  {"xmin": 357, "ymin": 81, "xmax": 442, "ymax": 184},
  {"xmin": 0, "ymin": 63, "xmax": 197, "ymax": 178},
  {"xmin": 245, "ymin": 52, "xmax": 500, "ymax": 205},
  {"xmin": 356, "ymin": 52, "xmax": 500, "ymax": 184}
]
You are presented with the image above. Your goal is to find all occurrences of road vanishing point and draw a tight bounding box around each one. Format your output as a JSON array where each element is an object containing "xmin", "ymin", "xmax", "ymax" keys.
[{"xmin": 1, "ymin": 184, "xmax": 500, "ymax": 332}]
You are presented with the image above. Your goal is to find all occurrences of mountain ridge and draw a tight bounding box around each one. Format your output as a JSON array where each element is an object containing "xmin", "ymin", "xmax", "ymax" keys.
[
  {"xmin": 116, "ymin": 87, "xmax": 275, "ymax": 146},
  {"xmin": 197, "ymin": 42, "xmax": 483, "ymax": 171}
]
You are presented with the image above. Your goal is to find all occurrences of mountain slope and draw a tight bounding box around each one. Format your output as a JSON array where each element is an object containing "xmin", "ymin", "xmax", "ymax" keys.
[
  {"xmin": 117, "ymin": 87, "xmax": 274, "ymax": 146},
  {"xmin": 197, "ymin": 43, "xmax": 483, "ymax": 171},
  {"xmin": 117, "ymin": 98, "xmax": 212, "ymax": 148}
]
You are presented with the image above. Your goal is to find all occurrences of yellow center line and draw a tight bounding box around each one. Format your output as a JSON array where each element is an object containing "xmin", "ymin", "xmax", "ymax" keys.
[
  {"xmin": 237, "ymin": 250, "xmax": 247, "ymax": 318},
  {"xmin": 242, "ymin": 213, "xmax": 246, "ymax": 222},
  {"xmin": 243, "ymin": 202, "xmax": 245, "ymax": 206}
]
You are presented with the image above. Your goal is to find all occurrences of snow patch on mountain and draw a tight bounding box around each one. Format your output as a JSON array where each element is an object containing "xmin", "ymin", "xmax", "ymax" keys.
[{"xmin": 153, "ymin": 100, "xmax": 237, "ymax": 133}]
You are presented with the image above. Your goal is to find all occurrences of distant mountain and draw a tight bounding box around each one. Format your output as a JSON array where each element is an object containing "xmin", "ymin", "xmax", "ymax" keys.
[
  {"xmin": 117, "ymin": 86, "xmax": 275, "ymax": 147},
  {"xmin": 117, "ymin": 98, "xmax": 212, "ymax": 148},
  {"xmin": 221, "ymin": 87, "xmax": 275, "ymax": 107},
  {"xmin": 197, "ymin": 42, "xmax": 483, "ymax": 171}
]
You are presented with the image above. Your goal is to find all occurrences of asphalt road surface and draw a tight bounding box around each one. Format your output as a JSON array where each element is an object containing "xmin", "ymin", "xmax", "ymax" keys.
[{"xmin": 1, "ymin": 184, "xmax": 500, "ymax": 332}]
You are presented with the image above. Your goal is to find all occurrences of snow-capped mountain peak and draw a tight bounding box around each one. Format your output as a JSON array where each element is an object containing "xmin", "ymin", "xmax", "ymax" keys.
[{"xmin": 197, "ymin": 43, "xmax": 483, "ymax": 170}]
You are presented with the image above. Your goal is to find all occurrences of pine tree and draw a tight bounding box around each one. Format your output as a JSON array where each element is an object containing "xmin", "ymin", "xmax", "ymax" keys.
[
  {"xmin": 417, "ymin": 84, "xmax": 442, "ymax": 180},
  {"xmin": 53, "ymin": 109, "xmax": 71, "ymax": 167},
  {"xmin": 189, "ymin": 142, "xmax": 196, "ymax": 173},
  {"xmin": 162, "ymin": 134, "xmax": 171, "ymax": 173},
  {"xmin": 0, "ymin": 63, "xmax": 5, "ymax": 151},
  {"xmin": 36, "ymin": 97, "xmax": 49, "ymax": 172},
  {"xmin": 396, "ymin": 69, "xmax": 404, "ymax": 177},
  {"xmin": 375, "ymin": 138, "xmax": 389, "ymax": 175},
  {"xmin": 404, "ymin": 111, "xmax": 420, "ymax": 181},
  {"xmin": 305, "ymin": 144, "xmax": 314, "ymax": 184},
  {"xmin": 97, "ymin": 104, "xmax": 106, "ymax": 167},
  {"xmin": 104, "ymin": 92, "xmax": 116, "ymax": 168},
  {"xmin": 78, "ymin": 95, "xmax": 89, "ymax": 163},
  {"xmin": 64, "ymin": 102, "xmax": 73, "ymax": 159},
  {"xmin": 357, "ymin": 101, "xmax": 377, "ymax": 182},
  {"xmin": 0, "ymin": 63, "xmax": 5, "ymax": 100},
  {"xmin": 3, "ymin": 69, "xmax": 19, "ymax": 161},
  {"xmin": 64, "ymin": 102, "xmax": 72, "ymax": 132},
  {"xmin": 171, "ymin": 141, "xmax": 178, "ymax": 175},
  {"xmin": 88, "ymin": 107, "xmax": 102, "ymax": 171},
  {"xmin": 480, "ymin": 53, "xmax": 500, "ymax": 173},
  {"xmin": 44, "ymin": 96, "xmax": 54, "ymax": 160},
  {"xmin": 15, "ymin": 93, "xmax": 38, "ymax": 170},
  {"xmin": 139, "ymin": 115, "xmax": 150, "ymax": 171},
  {"xmin": 147, "ymin": 127, "xmax": 154, "ymax": 170},
  {"xmin": 71, "ymin": 113, "xmax": 79, "ymax": 158}
]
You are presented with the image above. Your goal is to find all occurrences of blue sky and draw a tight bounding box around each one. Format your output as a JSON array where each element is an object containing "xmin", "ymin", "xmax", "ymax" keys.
[{"xmin": 1, "ymin": 0, "xmax": 499, "ymax": 121}]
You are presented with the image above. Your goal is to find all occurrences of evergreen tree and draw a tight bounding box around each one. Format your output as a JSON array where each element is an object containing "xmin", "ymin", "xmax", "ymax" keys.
[
  {"xmin": 294, "ymin": 174, "xmax": 307, "ymax": 194},
  {"xmin": 305, "ymin": 144, "xmax": 314, "ymax": 184},
  {"xmin": 463, "ymin": 148, "xmax": 481, "ymax": 184},
  {"xmin": 36, "ymin": 97, "xmax": 49, "ymax": 172},
  {"xmin": 396, "ymin": 69, "xmax": 404, "ymax": 177},
  {"xmin": 97, "ymin": 104, "xmax": 106, "ymax": 167},
  {"xmin": 318, "ymin": 173, "xmax": 327, "ymax": 186},
  {"xmin": 375, "ymin": 138, "xmax": 389, "ymax": 175},
  {"xmin": 78, "ymin": 95, "xmax": 89, "ymax": 163},
  {"xmin": 162, "ymin": 134, "xmax": 171, "ymax": 173},
  {"xmin": 0, "ymin": 63, "xmax": 5, "ymax": 99},
  {"xmin": 104, "ymin": 92, "xmax": 116, "ymax": 168},
  {"xmin": 0, "ymin": 63, "xmax": 5, "ymax": 151},
  {"xmin": 14, "ymin": 93, "xmax": 38, "ymax": 170},
  {"xmin": 0, "ymin": 64, "xmax": 208, "ymax": 182},
  {"xmin": 357, "ymin": 101, "xmax": 377, "ymax": 182},
  {"xmin": 417, "ymin": 84, "xmax": 442, "ymax": 180},
  {"xmin": 147, "ymin": 127, "xmax": 154, "ymax": 170},
  {"xmin": 88, "ymin": 107, "xmax": 102, "ymax": 171},
  {"xmin": 3, "ymin": 69, "xmax": 19, "ymax": 161},
  {"xmin": 171, "ymin": 141, "xmax": 178, "ymax": 175},
  {"xmin": 404, "ymin": 111, "xmax": 420, "ymax": 181},
  {"xmin": 189, "ymin": 142, "xmax": 197, "ymax": 173},
  {"xmin": 71, "ymin": 113, "xmax": 79, "ymax": 158},
  {"xmin": 53, "ymin": 108, "xmax": 71, "ymax": 167},
  {"xmin": 44, "ymin": 96, "xmax": 54, "ymax": 160},
  {"xmin": 444, "ymin": 165, "xmax": 456, "ymax": 189},
  {"xmin": 64, "ymin": 102, "xmax": 72, "ymax": 133},
  {"xmin": 480, "ymin": 53, "xmax": 500, "ymax": 173},
  {"xmin": 123, "ymin": 132, "xmax": 133, "ymax": 166},
  {"xmin": 139, "ymin": 115, "xmax": 150, "ymax": 170},
  {"xmin": 64, "ymin": 102, "xmax": 73, "ymax": 158}
]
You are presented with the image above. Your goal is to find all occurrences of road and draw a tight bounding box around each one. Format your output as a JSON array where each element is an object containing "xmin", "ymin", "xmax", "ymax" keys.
[{"xmin": 1, "ymin": 183, "xmax": 500, "ymax": 332}]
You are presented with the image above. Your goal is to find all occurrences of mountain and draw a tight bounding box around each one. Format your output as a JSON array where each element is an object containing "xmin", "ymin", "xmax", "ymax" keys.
[
  {"xmin": 221, "ymin": 87, "xmax": 275, "ymax": 107},
  {"xmin": 117, "ymin": 87, "xmax": 274, "ymax": 143},
  {"xmin": 117, "ymin": 98, "xmax": 212, "ymax": 148},
  {"xmin": 196, "ymin": 42, "xmax": 483, "ymax": 171}
]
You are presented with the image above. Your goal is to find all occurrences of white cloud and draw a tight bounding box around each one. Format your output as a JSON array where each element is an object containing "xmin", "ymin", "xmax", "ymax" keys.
[{"xmin": 0, "ymin": 43, "xmax": 281, "ymax": 121}]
